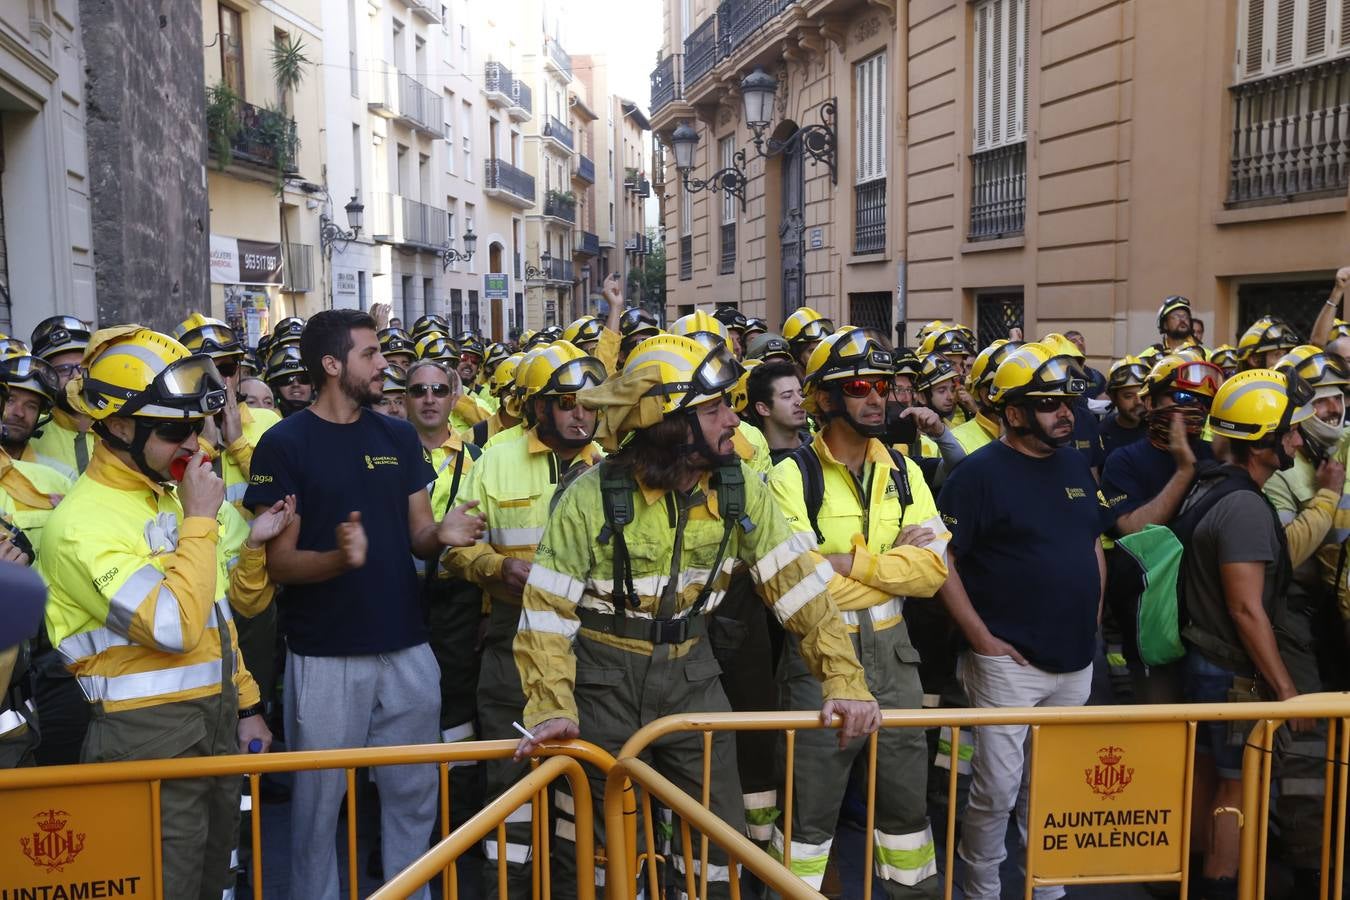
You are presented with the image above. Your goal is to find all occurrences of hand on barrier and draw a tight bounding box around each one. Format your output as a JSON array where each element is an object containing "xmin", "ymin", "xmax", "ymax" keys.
[
  {"xmin": 238, "ymin": 711, "xmax": 272, "ymax": 754},
  {"xmin": 821, "ymin": 698, "xmax": 881, "ymax": 748},
  {"xmin": 513, "ymin": 717, "xmax": 580, "ymax": 760}
]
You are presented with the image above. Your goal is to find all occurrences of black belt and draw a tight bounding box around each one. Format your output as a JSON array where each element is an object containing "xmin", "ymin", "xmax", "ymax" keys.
[{"xmin": 576, "ymin": 607, "xmax": 708, "ymax": 645}]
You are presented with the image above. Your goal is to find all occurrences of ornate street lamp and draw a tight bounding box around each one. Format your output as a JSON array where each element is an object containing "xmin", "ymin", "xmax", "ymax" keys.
[
  {"xmin": 739, "ymin": 67, "xmax": 837, "ymax": 185},
  {"xmin": 524, "ymin": 250, "xmax": 553, "ymax": 281},
  {"xmin": 671, "ymin": 121, "xmax": 748, "ymax": 212},
  {"xmin": 319, "ymin": 195, "xmax": 365, "ymax": 258},
  {"xmin": 439, "ymin": 229, "xmax": 478, "ymax": 270}
]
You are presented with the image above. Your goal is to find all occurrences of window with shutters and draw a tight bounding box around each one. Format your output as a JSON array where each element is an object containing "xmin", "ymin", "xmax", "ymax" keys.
[
  {"xmin": 968, "ymin": 0, "xmax": 1028, "ymax": 240},
  {"xmin": 679, "ymin": 182, "xmax": 693, "ymax": 281},
  {"xmin": 854, "ymin": 52, "xmax": 887, "ymax": 255},
  {"xmin": 719, "ymin": 136, "xmax": 736, "ymax": 274},
  {"xmin": 1229, "ymin": 0, "xmax": 1350, "ymax": 204}
]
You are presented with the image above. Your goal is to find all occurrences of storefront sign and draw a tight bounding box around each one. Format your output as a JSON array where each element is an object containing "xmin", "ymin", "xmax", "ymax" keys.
[
  {"xmin": 0, "ymin": 782, "xmax": 155, "ymax": 896},
  {"xmin": 1026, "ymin": 722, "xmax": 1188, "ymax": 884},
  {"xmin": 484, "ymin": 273, "xmax": 509, "ymax": 300},
  {"xmin": 210, "ymin": 234, "xmax": 284, "ymax": 285}
]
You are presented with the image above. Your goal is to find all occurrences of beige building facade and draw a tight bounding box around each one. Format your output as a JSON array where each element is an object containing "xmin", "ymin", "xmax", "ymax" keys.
[{"xmin": 652, "ymin": 0, "xmax": 1350, "ymax": 368}]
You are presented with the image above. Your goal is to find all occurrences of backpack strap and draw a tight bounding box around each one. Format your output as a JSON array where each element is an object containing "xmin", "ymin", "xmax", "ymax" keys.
[
  {"xmin": 885, "ymin": 447, "xmax": 913, "ymax": 519},
  {"xmin": 598, "ymin": 462, "xmax": 640, "ymax": 610},
  {"xmin": 683, "ymin": 465, "xmax": 755, "ymax": 620},
  {"xmin": 471, "ymin": 420, "xmax": 489, "ymax": 448},
  {"xmin": 789, "ymin": 443, "xmax": 826, "ymax": 544}
]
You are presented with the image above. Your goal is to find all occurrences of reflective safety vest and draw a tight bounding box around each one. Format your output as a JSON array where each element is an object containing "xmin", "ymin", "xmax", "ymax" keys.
[
  {"xmin": 37, "ymin": 444, "xmax": 271, "ymax": 712},
  {"xmin": 0, "ymin": 451, "xmax": 72, "ymax": 550},
  {"xmin": 474, "ymin": 383, "xmax": 500, "ymax": 413},
  {"xmin": 768, "ymin": 432, "xmax": 949, "ymax": 628},
  {"xmin": 950, "ymin": 412, "xmax": 1000, "ymax": 455},
  {"xmin": 219, "ymin": 402, "xmax": 281, "ymax": 509},
  {"xmin": 446, "ymin": 428, "xmax": 601, "ymax": 605},
  {"xmin": 483, "ymin": 421, "xmax": 525, "ymax": 451},
  {"xmin": 449, "ymin": 392, "xmax": 493, "ymax": 435},
  {"xmin": 29, "ymin": 408, "xmax": 95, "ymax": 480},
  {"xmin": 514, "ymin": 461, "xmax": 873, "ymax": 728},
  {"xmin": 733, "ymin": 421, "xmax": 773, "ymax": 477}
]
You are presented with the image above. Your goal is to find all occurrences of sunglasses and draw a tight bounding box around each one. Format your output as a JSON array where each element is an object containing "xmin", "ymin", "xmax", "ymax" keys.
[
  {"xmin": 1030, "ymin": 396, "xmax": 1071, "ymax": 413},
  {"xmin": 280, "ymin": 374, "xmax": 310, "ymax": 387},
  {"xmin": 554, "ymin": 393, "xmax": 580, "ymax": 411},
  {"xmin": 216, "ymin": 361, "xmax": 239, "ymax": 378},
  {"xmin": 1168, "ymin": 390, "xmax": 1211, "ymax": 407},
  {"xmin": 839, "ymin": 377, "xmax": 891, "ymax": 398},
  {"xmin": 408, "ymin": 382, "xmax": 452, "ymax": 398},
  {"xmin": 152, "ymin": 419, "xmax": 206, "ymax": 443}
]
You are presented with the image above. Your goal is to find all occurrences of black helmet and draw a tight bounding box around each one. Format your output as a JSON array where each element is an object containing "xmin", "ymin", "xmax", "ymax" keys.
[{"xmin": 30, "ymin": 315, "xmax": 91, "ymax": 362}]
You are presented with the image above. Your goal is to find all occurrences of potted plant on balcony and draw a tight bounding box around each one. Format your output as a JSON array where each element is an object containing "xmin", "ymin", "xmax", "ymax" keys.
[
  {"xmin": 545, "ymin": 189, "xmax": 577, "ymax": 211},
  {"xmin": 206, "ymin": 83, "xmax": 244, "ymax": 169}
]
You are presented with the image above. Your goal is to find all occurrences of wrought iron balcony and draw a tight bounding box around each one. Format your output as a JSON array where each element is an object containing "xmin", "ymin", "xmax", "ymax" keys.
[
  {"xmin": 543, "ymin": 116, "xmax": 574, "ymax": 152},
  {"xmin": 209, "ymin": 99, "xmax": 299, "ymax": 174},
  {"xmin": 509, "ymin": 79, "xmax": 533, "ymax": 121},
  {"xmin": 370, "ymin": 193, "xmax": 449, "ymax": 249},
  {"xmin": 719, "ymin": 0, "xmax": 799, "ymax": 59},
  {"xmin": 575, "ymin": 231, "xmax": 600, "ymax": 257},
  {"xmin": 544, "ymin": 36, "xmax": 573, "ymax": 80},
  {"xmin": 531, "ymin": 256, "xmax": 574, "ymax": 283},
  {"xmin": 651, "ymin": 54, "xmax": 684, "ymax": 114},
  {"xmin": 575, "ymin": 154, "xmax": 596, "ymax": 183},
  {"xmin": 485, "ymin": 61, "xmax": 514, "ymax": 107},
  {"xmin": 484, "ymin": 158, "xmax": 536, "ymax": 209},
  {"xmin": 968, "ymin": 142, "xmax": 1027, "ymax": 241},
  {"xmin": 543, "ymin": 191, "xmax": 577, "ymax": 223},
  {"xmin": 684, "ymin": 16, "xmax": 719, "ymax": 88},
  {"xmin": 1227, "ymin": 57, "xmax": 1350, "ymax": 206},
  {"xmin": 854, "ymin": 178, "xmax": 886, "ymax": 255},
  {"xmin": 284, "ymin": 243, "xmax": 314, "ymax": 292}
]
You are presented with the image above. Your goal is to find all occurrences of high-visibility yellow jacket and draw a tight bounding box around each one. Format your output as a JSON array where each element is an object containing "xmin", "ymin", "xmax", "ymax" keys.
[
  {"xmin": 29, "ymin": 408, "xmax": 95, "ymax": 480},
  {"xmin": 475, "ymin": 383, "xmax": 500, "ymax": 413},
  {"xmin": 427, "ymin": 432, "xmax": 477, "ymax": 518},
  {"xmin": 734, "ymin": 421, "xmax": 773, "ymax": 477},
  {"xmin": 768, "ymin": 433, "xmax": 949, "ymax": 630},
  {"xmin": 1263, "ymin": 451, "xmax": 1342, "ymax": 610},
  {"xmin": 445, "ymin": 428, "xmax": 601, "ymax": 605},
  {"xmin": 0, "ymin": 451, "xmax": 72, "ymax": 549},
  {"xmin": 484, "ymin": 422, "xmax": 525, "ymax": 450},
  {"xmin": 450, "ymin": 392, "xmax": 494, "ymax": 435},
  {"xmin": 37, "ymin": 444, "xmax": 271, "ymax": 712},
  {"xmin": 220, "ymin": 402, "xmax": 281, "ymax": 509},
  {"xmin": 595, "ymin": 327, "xmax": 621, "ymax": 376},
  {"xmin": 950, "ymin": 412, "xmax": 1000, "ymax": 454},
  {"xmin": 513, "ymin": 461, "xmax": 873, "ymax": 728}
]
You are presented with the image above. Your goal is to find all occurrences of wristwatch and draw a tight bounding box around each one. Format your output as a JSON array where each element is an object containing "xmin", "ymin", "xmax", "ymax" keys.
[{"xmin": 237, "ymin": 703, "xmax": 265, "ymax": 720}]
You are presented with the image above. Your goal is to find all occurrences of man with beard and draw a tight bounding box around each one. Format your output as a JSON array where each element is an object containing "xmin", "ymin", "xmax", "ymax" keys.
[
  {"xmin": 1, "ymin": 353, "xmax": 63, "ymax": 469},
  {"xmin": 511, "ymin": 333, "xmax": 879, "ymax": 900},
  {"xmin": 28, "ymin": 315, "xmax": 94, "ymax": 479},
  {"xmin": 1182, "ymin": 370, "xmax": 1319, "ymax": 900},
  {"xmin": 936, "ymin": 342, "xmax": 1111, "ymax": 900},
  {"xmin": 1099, "ymin": 356, "xmax": 1150, "ymax": 456},
  {"xmin": 444, "ymin": 342, "xmax": 604, "ymax": 900},
  {"xmin": 766, "ymin": 330, "xmax": 949, "ymax": 898},
  {"xmin": 1153, "ymin": 295, "xmax": 1199, "ymax": 354},
  {"xmin": 244, "ymin": 309, "xmax": 485, "ymax": 900},
  {"xmin": 265, "ymin": 343, "xmax": 313, "ymax": 417},
  {"xmin": 0, "ymin": 357, "xmax": 69, "ymax": 544}
]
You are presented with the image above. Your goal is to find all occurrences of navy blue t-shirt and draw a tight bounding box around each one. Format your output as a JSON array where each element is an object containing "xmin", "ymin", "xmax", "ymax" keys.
[
  {"xmin": 937, "ymin": 440, "xmax": 1109, "ymax": 673},
  {"xmin": 1069, "ymin": 399, "xmax": 1106, "ymax": 471},
  {"xmin": 1100, "ymin": 438, "xmax": 1212, "ymax": 526},
  {"xmin": 1099, "ymin": 411, "xmax": 1146, "ymax": 458},
  {"xmin": 243, "ymin": 408, "xmax": 435, "ymax": 656}
]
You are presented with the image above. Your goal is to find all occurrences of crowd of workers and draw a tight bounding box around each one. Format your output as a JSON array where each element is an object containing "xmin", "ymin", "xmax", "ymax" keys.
[{"xmin": 0, "ymin": 266, "xmax": 1347, "ymax": 900}]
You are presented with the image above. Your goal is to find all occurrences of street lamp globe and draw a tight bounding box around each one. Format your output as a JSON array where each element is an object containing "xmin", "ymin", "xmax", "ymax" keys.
[
  {"xmin": 671, "ymin": 122, "xmax": 699, "ymax": 172},
  {"xmin": 740, "ymin": 67, "xmax": 778, "ymax": 131},
  {"xmin": 343, "ymin": 195, "xmax": 365, "ymax": 236},
  {"xmin": 541, "ymin": 249, "xmax": 552, "ymax": 268},
  {"xmin": 462, "ymin": 229, "xmax": 478, "ymax": 256}
]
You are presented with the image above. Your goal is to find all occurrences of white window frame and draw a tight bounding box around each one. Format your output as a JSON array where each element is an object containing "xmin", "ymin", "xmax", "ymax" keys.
[
  {"xmin": 971, "ymin": 0, "xmax": 1027, "ymax": 154},
  {"xmin": 719, "ymin": 135, "xmax": 737, "ymax": 225},
  {"xmin": 854, "ymin": 51, "xmax": 887, "ymax": 185},
  {"xmin": 1237, "ymin": 0, "xmax": 1350, "ymax": 83}
]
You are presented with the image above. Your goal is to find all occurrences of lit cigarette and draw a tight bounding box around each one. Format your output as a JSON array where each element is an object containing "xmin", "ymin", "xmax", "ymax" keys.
[{"xmin": 512, "ymin": 721, "xmax": 537, "ymax": 741}]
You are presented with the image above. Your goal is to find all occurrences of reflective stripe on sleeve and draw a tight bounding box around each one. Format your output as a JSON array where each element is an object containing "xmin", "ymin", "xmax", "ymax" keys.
[
  {"xmin": 78, "ymin": 658, "xmax": 223, "ymax": 703},
  {"xmin": 104, "ymin": 565, "xmax": 166, "ymax": 636},
  {"xmin": 488, "ymin": 526, "xmax": 547, "ymax": 548},
  {"xmin": 771, "ymin": 560, "xmax": 834, "ymax": 624},
  {"xmin": 751, "ymin": 532, "xmax": 815, "ymax": 585},
  {"xmin": 518, "ymin": 607, "xmax": 580, "ymax": 640},
  {"xmin": 840, "ymin": 597, "xmax": 903, "ymax": 627},
  {"xmin": 527, "ymin": 565, "xmax": 586, "ymax": 604}
]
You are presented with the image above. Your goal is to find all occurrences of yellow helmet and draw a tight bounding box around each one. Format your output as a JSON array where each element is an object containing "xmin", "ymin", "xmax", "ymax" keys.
[
  {"xmin": 1208, "ymin": 369, "xmax": 1315, "ymax": 442},
  {"xmin": 73, "ymin": 327, "xmax": 227, "ymax": 421},
  {"xmin": 914, "ymin": 319, "xmax": 950, "ymax": 342},
  {"xmin": 518, "ymin": 341, "xmax": 606, "ymax": 404},
  {"xmin": 416, "ymin": 333, "xmax": 454, "ymax": 361},
  {"xmin": 730, "ymin": 358, "xmax": 761, "ymax": 414},
  {"xmin": 1142, "ymin": 354, "xmax": 1224, "ymax": 399},
  {"xmin": 172, "ymin": 312, "xmax": 226, "ymax": 340},
  {"xmin": 1106, "ymin": 356, "xmax": 1150, "ymax": 393},
  {"xmin": 1, "ymin": 354, "xmax": 59, "ymax": 406},
  {"xmin": 1156, "ymin": 295, "xmax": 1192, "ymax": 333},
  {"xmin": 1171, "ymin": 342, "xmax": 1208, "ymax": 363},
  {"xmin": 491, "ymin": 353, "xmax": 525, "ymax": 417},
  {"xmin": 919, "ymin": 327, "xmax": 976, "ymax": 360},
  {"xmin": 1207, "ymin": 344, "xmax": 1240, "ymax": 375},
  {"xmin": 1273, "ymin": 345, "xmax": 1350, "ymax": 394},
  {"xmin": 0, "ymin": 337, "xmax": 32, "ymax": 360},
  {"xmin": 265, "ymin": 343, "xmax": 307, "ymax": 384},
  {"xmin": 483, "ymin": 342, "xmax": 511, "ymax": 377},
  {"xmin": 918, "ymin": 353, "xmax": 959, "ymax": 392},
  {"xmin": 988, "ymin": 342, "xmax": 1087, "ymax": 407},
  {"xmin": 379, "ymin": 327, "xmax": 417, "ymax": 359},
  {"xmin": 381, "ymin": 364, "xmax": 407, "ymax": 395},
  {"xmin": 562, "ymin": 315, "xmax": 604, "ymax": 347},
  {"xmin": 621, "ymin": 333, "xmax": 743, "ymax": 415},
  {"xmin": 177, "ymin": 316, "xmax": 244, "ymax": 364},
  {"xmin": 1039, "ymin": 332, "xmax": 1085, "ymax": 363},
  {"xmin": 1136, "ymin": 345, "xmax": 1164, "ymax": 367},
  {"xmin": 803, "ymin": 329, "xmax": 895, "ymax": 387},
  {"xmin": 781, "ymin": 307, "xmax": 834, "ymax": 347},
  {"xmin": 967, "ymin": 340, "xmax": 1023, "ymax": 393},
  {"xmin": 670, "ymin": 311, "xmax": 730, "ymax": 348},
  {"xmin": 1330, "ymin": 319, "xmax": 1350, "ymax": 340},
  {"xmin": 1237, "ymin": 316, "xmax": 1301, "ymax": 362}
]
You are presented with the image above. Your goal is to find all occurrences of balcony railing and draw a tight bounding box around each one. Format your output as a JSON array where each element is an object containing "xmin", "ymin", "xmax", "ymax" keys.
[
  {"xmin": 408, "ymin": 0, "xmax": 441, "ymax": 22},
  {"xmin": 369, "ymin": 63, "xmax": 443, "ymax": 136},
  {"xmin": 854, "ymin": 178, "xmax": 886, "ymax": 255},
  {"xmin": 544, "ymin": 36, "xmax": 573, "ymax": 80},
  {"xmin": 576, "ymin": 231, "xmax": 600, "ymax": 256},
  {"xmin": 720, "ymin": 223, "xmax": 736, "ymax": 274},
  {"xmin": 284, "ymin": 243, "xmax": 314, "ymax": 292},
  {"xmin": 1227, "ymin": 56, "xmax": 1350, "ymax": 206},
  {"xmin": 543, "ymin": 191, "xmax": 577, "ymax": 223},
  {"xmin": 209, "ymin": 99, "xmax": 299, "ymax": 174},
  {"xmin": 370, "ymin": 192, "xmax": 449, "ymax": 248},
  {"xmin": 968, "ymin": 142, "xmax": 1027, "ymax": 241},
  {"xmin": 509, "ymin": 79, "xmax": 533, "ymax": 120},
  {"xmin": 532, "ymin": 257, "xmax": 574, "ymax": 282},
  {"xmin": 543, "ymin": 116, "xmax": 574, "ymax": 151},
  {"xmin": 485, "ymin": 61, "xmax": 514, "ymax": 106},
  {"xmin": 719, "ymin": 0, "xmax": 798, "ymax": 58},
  {"xmin": 679, "ymin": 234, "xmax": 693, "ymax": 280},
  {"xmin": 651, "ymin": 54, "xmax": 684, "ymax": 114},
  {"xmin": 575, "ymin": 154, "xmax": 596, "ymax": 183},
  {"xmin": 484, "ymin": 158, "xmax": 536, "ymax": 208},
  {"xmin": 685, "ymin": 17, "xmax": 720, "ymax": 88}
]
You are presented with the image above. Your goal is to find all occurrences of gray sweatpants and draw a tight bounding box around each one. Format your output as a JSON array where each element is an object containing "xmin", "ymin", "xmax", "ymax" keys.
[{"xmin": 285, "ymin": 644, "xmax": 442, "ymax": 900}]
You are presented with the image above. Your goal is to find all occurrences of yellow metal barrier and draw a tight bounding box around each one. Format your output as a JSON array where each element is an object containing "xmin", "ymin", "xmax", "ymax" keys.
[
  {"xmin": 0, "ymin": 738, "xmax": 616, "ymax": 900},
  {"xmin": 599, "ymin": 695, "xmax": 1350, "ymax": 900}
]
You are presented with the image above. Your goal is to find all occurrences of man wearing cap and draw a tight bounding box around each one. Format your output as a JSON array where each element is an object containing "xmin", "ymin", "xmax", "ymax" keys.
[{"xmin": 28, "ymin": 315, "xmax": 95, "ymax": 479}]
